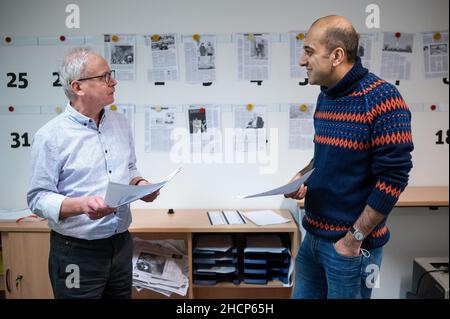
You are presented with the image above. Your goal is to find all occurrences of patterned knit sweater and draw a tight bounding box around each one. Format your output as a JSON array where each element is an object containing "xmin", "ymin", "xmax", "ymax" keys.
[{"xmin": 303, "ymin": 57, "xmax": 414, "ymax": 249}]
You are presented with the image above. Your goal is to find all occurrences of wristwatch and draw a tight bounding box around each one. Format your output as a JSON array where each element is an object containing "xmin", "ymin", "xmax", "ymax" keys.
[{"xmin": 350, "ymin": 226, "xmax": 365, "ymax": 241}]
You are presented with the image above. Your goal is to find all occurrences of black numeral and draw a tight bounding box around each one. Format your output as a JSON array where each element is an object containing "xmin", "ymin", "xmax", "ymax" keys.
[
  {"xmin": 52, "ymin": 72, "xmax": 62, "ymax": 87},
  {"xmin": 435, "ymin": 129, "xmax": 449, "ymax": 145},
  {"xmin": 7, "ymin": 72, "xmax": 28, "ymax": 88},
  {"xmin": 10, "ymin": 132, "xmax": 31, "ymax": 148}
]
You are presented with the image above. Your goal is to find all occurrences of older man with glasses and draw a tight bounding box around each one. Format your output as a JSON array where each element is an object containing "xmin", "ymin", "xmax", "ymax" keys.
[{"xmin": 27, "ymin": 47, "xmax": 159, "ymax": 299}]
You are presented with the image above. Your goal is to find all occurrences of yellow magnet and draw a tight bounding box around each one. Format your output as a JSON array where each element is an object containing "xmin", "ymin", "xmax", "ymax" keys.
[
  {"xmin": 433, "ymin": 32, "xmax": 442, "ymax": 41},
  {"xmin": 300, "ymin": 104, "xmax": 308, "ymax": 112},
  {"xmin": 155, "ymin": 105, "xmax": 162, "ymax": 112},
  {"xmin": 247, "ymin": 33, "xmax": 256, "ymax": 42},
  {"xmin": 111, "ymin": 35, "xmax": 119, "ymax": 42},
  {"xmin": 246, "ymin": 103, "xmax": 254, "ymax": 111},
  {"xmin": 55, "ymin": 106, "xmax": 62, "ymax": 114},
  {"xmin": 151, "ymin": 34, "xmax": 161, "ymax": 42},
  {"xmin": 192, "ymin": 34, "xmax": 200, "ymax": 42},
  {"xmin": 110, "ymin": 104, "xmax": 117, "ymax": 111},
  {"xmin": 296, "ymin": 33, "xmax": 305, "ymax": 40}
]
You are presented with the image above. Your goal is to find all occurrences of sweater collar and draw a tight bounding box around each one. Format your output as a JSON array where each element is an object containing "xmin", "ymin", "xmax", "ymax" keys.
[{"xmin": 320, "ymin": 57, "xmax": 368, "ymax": 98}]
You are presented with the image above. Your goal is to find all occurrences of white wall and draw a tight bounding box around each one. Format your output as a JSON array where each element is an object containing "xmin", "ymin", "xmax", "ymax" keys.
[{"xmin": 0, "ymin": 0, "xmax": 448, "ymax": 298}]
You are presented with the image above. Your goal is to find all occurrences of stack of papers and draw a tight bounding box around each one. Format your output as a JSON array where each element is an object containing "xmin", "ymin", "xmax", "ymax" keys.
[
  {"xmin": 132, "ymin": 238, "xmax": 189, "ymax": 297},
  {"xmin": 193, "ymin": 234, "xmax": 240, "ymax": 285},
  {"xmin": 243, "ymin": 234, "xmax": 294, "ymax": 286},
  {"xmin": 207, "ymin": 210, "xmax": 246, "ymax": 225}
]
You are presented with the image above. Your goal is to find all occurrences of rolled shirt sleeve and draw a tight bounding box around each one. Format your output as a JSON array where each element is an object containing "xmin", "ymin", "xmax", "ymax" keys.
[{"xmin": 27, "ymin": 133, "xmax": 65, "ymax": 224}]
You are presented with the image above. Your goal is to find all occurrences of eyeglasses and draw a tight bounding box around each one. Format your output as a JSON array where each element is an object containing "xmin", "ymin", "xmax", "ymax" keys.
[{"xmin": 76, "ymin": 70, "xmax": 115, "ymax": 85}]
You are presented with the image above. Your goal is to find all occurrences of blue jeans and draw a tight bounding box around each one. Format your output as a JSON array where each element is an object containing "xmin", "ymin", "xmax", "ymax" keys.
[
  {"xmin": 49, "ymin": 230, "xmax": 133, "ymax": 299},
  {"xmin": 293, "ymin": 232, "xmax": 383, "ymax": 299}
]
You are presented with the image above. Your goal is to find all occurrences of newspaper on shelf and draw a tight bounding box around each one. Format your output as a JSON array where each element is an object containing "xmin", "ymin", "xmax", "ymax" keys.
[{"xmin": 132, "ymin": 238, "xmax": 189, "ymax": 297}]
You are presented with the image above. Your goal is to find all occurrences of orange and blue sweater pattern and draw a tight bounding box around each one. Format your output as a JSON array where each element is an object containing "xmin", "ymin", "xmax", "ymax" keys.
[{"xmin": 303, "ymin": 57, "xmax": 414, "ymax": 249}]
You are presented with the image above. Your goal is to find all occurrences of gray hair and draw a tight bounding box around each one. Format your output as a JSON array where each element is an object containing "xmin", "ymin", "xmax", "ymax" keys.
[{"xmin": 60, "ymin": 47, "xmax": 98, "ymax": 100}]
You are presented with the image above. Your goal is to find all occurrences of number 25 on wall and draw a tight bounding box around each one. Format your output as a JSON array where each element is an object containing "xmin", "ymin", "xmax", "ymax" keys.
[{"xmin": 7, "ymin": 72, "xmax": 28, "ymax": 89}]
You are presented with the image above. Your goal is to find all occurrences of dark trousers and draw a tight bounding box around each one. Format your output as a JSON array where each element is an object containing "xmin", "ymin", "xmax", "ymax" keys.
[{"xmin": 49, "ymin": 230, "xmax": 133, "ymax": 299}]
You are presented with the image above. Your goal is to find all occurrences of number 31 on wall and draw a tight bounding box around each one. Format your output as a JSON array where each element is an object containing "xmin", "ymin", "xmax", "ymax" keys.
[{"xmin": 10, "ymin": 132, "xmax": 31, "ymax": 148}]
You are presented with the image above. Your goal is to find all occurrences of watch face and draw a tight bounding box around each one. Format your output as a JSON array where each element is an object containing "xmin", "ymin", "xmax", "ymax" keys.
[{"xmin": 354, "ymin": 231, "xmax": 364, "ymax": 241}]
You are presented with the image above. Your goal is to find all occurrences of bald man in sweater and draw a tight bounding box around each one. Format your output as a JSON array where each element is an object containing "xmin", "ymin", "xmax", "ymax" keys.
[{"xmin": 286, "ymin": 15, "xmax": 413, "ymax": 299}]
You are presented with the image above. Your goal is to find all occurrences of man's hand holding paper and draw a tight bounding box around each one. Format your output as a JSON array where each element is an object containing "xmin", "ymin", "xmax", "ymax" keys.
[
  {"xmin": 105, "ymin": 167, "xmax": 182, "ymax": 208},
  {"xmin": 284, "ymin": 174, "xmax": 308, "ymax": 200},
  {"xmin": 135, "ymin": 179, "xmax": 160, "ymax": 202},
  {"xmin": 238, "ymin": 169, "xmax": 314, "ymax": 199}
]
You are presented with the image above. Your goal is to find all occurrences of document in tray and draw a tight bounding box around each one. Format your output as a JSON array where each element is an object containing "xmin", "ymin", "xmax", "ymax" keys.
[
  {"xmin": 207, "ymin": 210, "xmax": 246, "ymax": 225},
  {"xmin": 244, "ymin": 234, "xmax": 287, "ymax": 253},
  {"xmin": 194, "ymin": 234, "xmax": 233, "ymax": 252},
  {"xmin": 238, "ymin": 169, "xmax": 314, "ymax": 199},
  {"xmin": 242, "ymin": 210, "xmax": 291, "ymax": 226},
  {"xmin": 105, "ymin": 167, "xmax": 182, "ymax": 208}
]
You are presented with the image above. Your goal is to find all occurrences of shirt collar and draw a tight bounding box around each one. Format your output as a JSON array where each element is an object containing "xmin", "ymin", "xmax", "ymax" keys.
[{"xmin": 65, "ymin": 102, "xmax": 106, "ymax": 128}]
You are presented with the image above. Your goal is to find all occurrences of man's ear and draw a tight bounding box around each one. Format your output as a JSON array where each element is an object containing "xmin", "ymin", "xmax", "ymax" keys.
[
  {"xmin": 70, "ymin": 80, "xmax": 85, "ymax": 97},
  {"xmin": 331, "ymin": 47, "xmax": 346, "ymax": 67}
]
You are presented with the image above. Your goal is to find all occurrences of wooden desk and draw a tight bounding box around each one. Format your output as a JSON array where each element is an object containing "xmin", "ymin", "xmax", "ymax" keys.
[
  {"xmin": 297, "ymin": 186, "xmax": 449, "ymax": 208},
  {"xmin": 395, "ymin": 186, "xmax": 449, "ymax": 207},
  {"xmin": 0, "ymin": 209, "xmax": 299, "ymax": 299}
]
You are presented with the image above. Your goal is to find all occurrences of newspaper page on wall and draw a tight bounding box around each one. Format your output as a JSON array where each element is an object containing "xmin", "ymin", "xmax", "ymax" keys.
[
  {"xmin": 357, "ymin": 33, "xmax": 375, "ymax": 71},
  {"xmin": 104, "ymin": 34, "xmax": 136, "ymax": 81},
  {"xmin": 186, "ymin": 105, "xmax": 222, "ymax": 154},
  {"xmin": 380, "ymin": 32, "xmax": 414, "ymax": 80},
  {"xmin": 236, "ymin": 33, "xmax": 270, "ymax": 81},
  {"xmin": 183, "ymin": 34, "xmax": 217, "ymax": 84},
  {"xmin": 144, "ymin": 33, "xmax": 179, "ymax": 82},
  {"xmin": 108, "ymin": 104, "xmax": 135, "ymax": 138},
  {"xmin": 288, "ymin": 103, "xmax": 314, "ymax": 150},
  {"xmin": 132, "ymin": 238, "xmax": 189, "ymax": 297},
  {"xmin": 289, "ymin": 31, "xmax": 307, "ymax": 79},
  {"xmin": 422, "ymin": 31, "xmax": 449, "ymax": 79},
  {"xmin": 233, "ymin": 105, "xmax": 267, "ymax": 153},
  {"xmin": 144, "ymin": 105, "xmax": 177, "ymax": 152}
]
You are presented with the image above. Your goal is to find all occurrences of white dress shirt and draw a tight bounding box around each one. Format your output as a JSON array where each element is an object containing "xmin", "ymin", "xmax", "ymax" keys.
[{"xmin": 27, "ymin": 102, "xmax": 141, "ymax": 240}]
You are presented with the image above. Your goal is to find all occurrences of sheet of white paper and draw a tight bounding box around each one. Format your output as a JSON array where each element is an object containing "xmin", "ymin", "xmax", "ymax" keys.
[
  {"xmin": 196, "ymin": 266, "xmax": 236, "ymax": 274},
  {"xmin": 105, "ymin": 167, "xmax": 182, "ymax": 208},
  {"xmin": 242, "ymin": 210, "xmax": 291, "ymax": 226},
  {"xmin": 207, "ymin": 211, "xmax": 227, "ymax": 225},
  {"xmin": 104, "ymin": 34, "xmax": 136, "ymax": 81},
  {"xmin": 244, "ymin": 234, "xmax": 287, "ymax": 253},
  {"xmin": 223, "ymin": 210, "xmax": 246, "ymax": 224},
  {"xmin": 239, "ymin": 169, "xmax": 314, "ymax": 199},
  {"xmin": 194, "ymin": 234, "xmax": 233, "ymax": 252}
]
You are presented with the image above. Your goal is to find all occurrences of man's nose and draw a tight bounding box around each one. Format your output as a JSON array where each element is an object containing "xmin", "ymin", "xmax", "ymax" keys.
[{"xmin": 299, "ymin": 53, "xmax": 308, "ymax": 67}]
